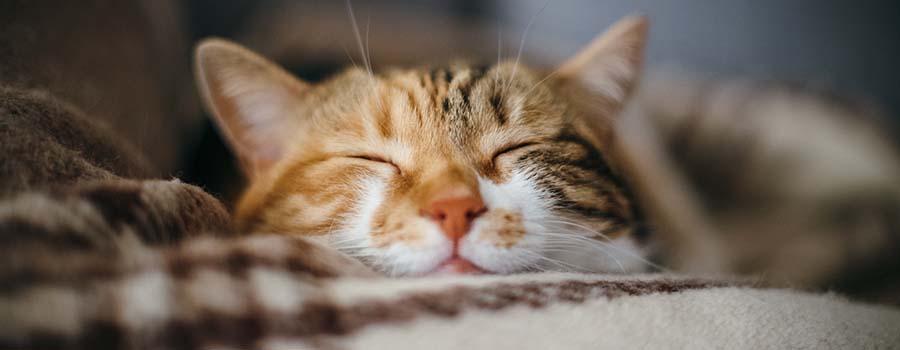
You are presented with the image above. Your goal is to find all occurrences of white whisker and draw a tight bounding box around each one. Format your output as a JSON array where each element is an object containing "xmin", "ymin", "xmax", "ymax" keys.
[
  {"xmin": 507, "ymin": 0, "xmax": 551, "ymax": 92},
  {"xmin": 540, "ymin": 220, "xmax": 670, "ymax": 272},
  {"xmin": 344, "ymin": 0, "xmax": 373, "ymax": 76},
  {"xmin": 535, "ymin": 235, "xmax": 629, "ymax": 273},
  {"xmin": 365, "ymin": 11, "xmax": 373, "ymax": 74},
  {"xmin": 496, "ymin": 23, "xmax": 503, "ymax": 84},
  {"xmin": 522, "ymin": 250, "xmax": 597, "ymax": 273},
  {"xmin": 341, "ymin": 45, "xmax": 361, "ymax": 70},
  {"xmin": 523, "ymin": 67, "xmax": 561, "ymax": 100}
]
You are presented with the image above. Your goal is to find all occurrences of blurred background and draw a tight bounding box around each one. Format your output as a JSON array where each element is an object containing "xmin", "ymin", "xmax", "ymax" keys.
[
  {"xmin": 179, "ymin": 0, "xmax": 900, "ymax": 201},
  {"xmin": 185, "ymin": 0, "xmax": 900, "ymax": 110}
]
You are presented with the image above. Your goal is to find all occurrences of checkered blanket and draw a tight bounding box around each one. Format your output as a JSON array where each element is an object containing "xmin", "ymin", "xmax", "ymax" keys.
[
  {"xmin": 3, "ymin": 233, "xmax": 899, "ymax": 349},
  {"xmin": 2, "ymin": 85, "xmax": 899, "ymax": 350}
]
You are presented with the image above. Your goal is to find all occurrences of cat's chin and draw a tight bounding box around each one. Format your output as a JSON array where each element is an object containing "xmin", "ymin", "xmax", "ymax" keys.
[{"xmin": 425, "ymin": 257, "xmax": 488, "ymax": 276}]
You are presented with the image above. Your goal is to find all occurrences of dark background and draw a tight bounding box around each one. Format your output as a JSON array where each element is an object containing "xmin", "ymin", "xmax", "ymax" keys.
[
  {"xmin": 185, "ymin": 0, "xmax": 900, "ymax": 114},
  {"xmin": 179, "ymin": 0, "xmax": 900, "ymax": 203}
]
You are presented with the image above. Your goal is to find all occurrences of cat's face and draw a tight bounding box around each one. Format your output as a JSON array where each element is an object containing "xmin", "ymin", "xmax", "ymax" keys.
[{"xmin": 196, "ymin": 16, "xmax": 650, "ymax": 276}]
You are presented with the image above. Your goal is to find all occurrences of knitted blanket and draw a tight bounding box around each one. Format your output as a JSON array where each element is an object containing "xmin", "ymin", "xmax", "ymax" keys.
[
  {"xmin": 3, "ymin": 233, "xmax": 899, "ymax": 349},
  {"xmin": 2, "ymin": 86, "xmax": 900, "ymax": 349}
]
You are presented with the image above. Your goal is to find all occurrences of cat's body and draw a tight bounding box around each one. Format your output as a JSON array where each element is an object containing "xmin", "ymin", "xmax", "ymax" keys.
[
  {"xmin": 624, "ymin": 75, "xmax": 900, "ymax": 299},
  {"xmin": 196, "ymin": 17, "xmax": 652, "ymax": 276}
]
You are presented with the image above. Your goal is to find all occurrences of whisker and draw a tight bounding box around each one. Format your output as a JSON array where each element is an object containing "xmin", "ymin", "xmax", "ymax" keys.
[
  {"xmin": 327, "ymin": 233, "xmax": 366, "ymax": 244},
  {"xmin": 496, "ymin": 24, "xmax": 502, "ymax": 76},
  {"xmin": 329, "ymin": 241, "xmax": 368, "ymax": 248},
  {"xmin": 365, "ymin": 10, "xmax": 373, "ymax": 75},
  {"xmin": 341, "ymin": 45, "xmax": 361, "ymax": 69},
  {"xmin": 344, "ymin": 0, "xmax": 373, "ymax": 76},
  {"xmin": 539, "ymin": 221, "xmax": 671, "ymax": 272},
  {"xmin": 523, "ymin": 250, "xmax": 592, "ymax": 273},
  {"xmin": 322, "ymin": 212, "xmax": 346, "ymax": 236},
  {"xmin": 510, "ymin": 251, "xmax": 550, "ymax": 273},
  {"xmin": 535, "ymin": 237, "xmax": 628, "ymax": 273},
  {"xmin": 330, "ymin": 244, "xmax": 371, "ymax": 251},
  {"xmin": 540, "ymin": 221, "xmax": 616, "ymax": 242},
  {"xmin": 507, "ymin": 0, "xmax": 552, "ymax": 92},
  {"xmin": 523, "ymin": 67, "xmax": 561, "ymax": 100}
]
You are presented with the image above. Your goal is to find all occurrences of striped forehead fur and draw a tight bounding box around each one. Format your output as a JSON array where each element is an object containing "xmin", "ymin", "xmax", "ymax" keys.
[{"xmin": 221, "ymin": 61, "xmax": 646, "ymax": 276}]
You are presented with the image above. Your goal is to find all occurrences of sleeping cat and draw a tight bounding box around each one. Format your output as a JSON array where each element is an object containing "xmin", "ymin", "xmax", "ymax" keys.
[{"xmin": 194, "ymin": 16, "xmax": 651, "ymax": 276}]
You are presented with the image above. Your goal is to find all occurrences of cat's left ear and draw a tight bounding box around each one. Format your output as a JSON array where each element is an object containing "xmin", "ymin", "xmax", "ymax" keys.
[
  {"xmin": 194, "ymin": 38, "xmax": 310, "ymax": 177},
  {"xmin": 557, "ymin": 15, "xmax": 648, "ymax": 110}
]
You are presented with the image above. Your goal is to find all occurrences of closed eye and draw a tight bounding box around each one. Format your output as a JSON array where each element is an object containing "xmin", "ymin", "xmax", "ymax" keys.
[
  {"xmin": 348, "ymin": 154, "xmax": 401, "ymax": 172},
  {"xmin": 491, "ymin": 142, "xmax": 540, "ymax": 162}
]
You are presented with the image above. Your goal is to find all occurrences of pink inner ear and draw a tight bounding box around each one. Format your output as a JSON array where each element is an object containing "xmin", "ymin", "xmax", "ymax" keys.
[
  {"xmin": 555, "ymin": 15, "xmax": 647, "ymax": 105},
  {"xmin": 251, "ymin": 143, "xmax": 283, "ymax": 173},
  {"xmin": 196, "ymin": 39, "xmax": 312, "ymax": 177},
  {"xmin": 206, "ymin": 74, "xmax": 298, "ymax": 176}
]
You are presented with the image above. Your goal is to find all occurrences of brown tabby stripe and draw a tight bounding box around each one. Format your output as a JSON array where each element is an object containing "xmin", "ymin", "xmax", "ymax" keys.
[
  {"xmin": 490, "ymin": 91, "xmax": 507, "ymax": 125},
  {"xmin": 457, "ymin": 64, "xmax": 489, "ymax": 109},
  {"xmin": 2, "ymin": 277, "xmax": 736, "ymax": 350},
  {"xmin": 516, "ymin": 131, "xmax": 636, "ymax": 228},
  {"xmin": 430, "ymin": 64, "xmax": 492, "ymax": 114}
]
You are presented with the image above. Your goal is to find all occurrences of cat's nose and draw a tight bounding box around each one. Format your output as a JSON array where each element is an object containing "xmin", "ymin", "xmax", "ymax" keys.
[{"xmin": 422, "ymin": 190, "xmax": 487, "ymax": 243}]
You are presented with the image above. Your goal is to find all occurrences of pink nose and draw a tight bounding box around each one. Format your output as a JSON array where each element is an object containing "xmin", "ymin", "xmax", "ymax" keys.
[{"xmin": 422, "ymin": 192, "xmax": 487, "ymax": 244}]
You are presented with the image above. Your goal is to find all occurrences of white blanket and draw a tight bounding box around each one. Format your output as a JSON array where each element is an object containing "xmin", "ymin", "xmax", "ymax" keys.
[
  {"xmin": 320, "ymin": 275, "xmax": 900, "ymax": 350},
  {"xmin": 3, "ymin": 234, "xmax": 898, "ymax": 349}
]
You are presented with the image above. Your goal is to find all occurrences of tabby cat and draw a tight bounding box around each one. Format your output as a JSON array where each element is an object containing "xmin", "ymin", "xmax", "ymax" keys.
[{"xmin": 195, "ymin": 16, "xmax": 650, "ymax": 276}]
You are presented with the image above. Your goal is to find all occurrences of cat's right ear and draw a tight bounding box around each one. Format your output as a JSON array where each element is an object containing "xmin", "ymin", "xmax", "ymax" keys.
[
  {"xmin": 556, "ymin": 15, "xmax": 648, "ymax": 116},
  {"xmin": 194, "ymin": 38, "xmax": 309, "ymax": 177}
]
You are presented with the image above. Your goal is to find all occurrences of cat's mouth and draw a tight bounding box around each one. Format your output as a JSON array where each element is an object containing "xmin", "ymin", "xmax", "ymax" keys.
[{"xmin": 426, "ymin": 257, "xmax": 488, "ymax": 276}]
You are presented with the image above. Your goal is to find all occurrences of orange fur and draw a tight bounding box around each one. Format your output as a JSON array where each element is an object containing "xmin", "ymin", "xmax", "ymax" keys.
[{"xmin": 195, "ymin": 16, "xmax": 650, "ymax": 275}]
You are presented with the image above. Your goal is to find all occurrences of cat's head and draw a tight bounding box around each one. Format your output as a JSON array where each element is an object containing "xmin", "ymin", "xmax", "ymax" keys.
[{"xmin": 195, "ymin": 16, "xmax": 650, "ymax": 276}]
